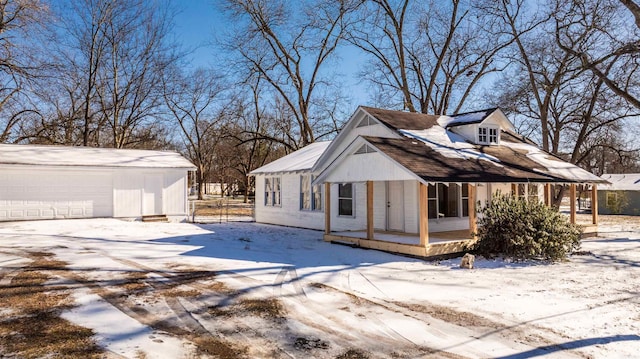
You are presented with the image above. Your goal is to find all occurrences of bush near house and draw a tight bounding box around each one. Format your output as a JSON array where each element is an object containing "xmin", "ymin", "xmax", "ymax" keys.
[{"xmin": 473, "ymin": 193, "xmax": 582, "ymax": 261}]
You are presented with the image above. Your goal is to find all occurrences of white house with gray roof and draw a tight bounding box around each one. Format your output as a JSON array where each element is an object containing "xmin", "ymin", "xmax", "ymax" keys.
[{"xmin": 251, "ymin": 106, "xmax": 606, "ymax": 257}]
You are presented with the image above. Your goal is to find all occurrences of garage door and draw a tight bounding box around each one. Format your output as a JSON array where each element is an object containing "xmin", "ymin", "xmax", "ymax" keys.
[{"xmin": 0, "ymin": 169, "xmax": 113, "ymax": 221}]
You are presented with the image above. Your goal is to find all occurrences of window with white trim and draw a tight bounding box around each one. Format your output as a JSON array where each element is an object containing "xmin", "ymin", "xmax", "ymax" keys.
[
  {"xmin": 462, "ymin": 184, "xmax": 469, "ymax": 217},
  {"xmin": 300, "ymin": 175, "xmax": 311, "ymax": 210},
  {"xmin": 273, "ymin": 177, "xmax": 281, "ymax": 206},
  {"xmin": 478, "ymin": 126, "xmax": 500, "ymax": 144},
  {"xmin": 517, "ymin": 183, "xmax": 526, "ymax": 200},
  {"xmin": 489, "ymin": 128, "xmax": 499, "ymax": 143},
  {"xmin": 338, "ymin": 183, "xmax": 354, "ymax": 216},
  {"xmin": 427, "ymin": 183, "xmax": 469, "ymax": 219},
  {"xmin": 265, "ymin": 178, "xmax": 271, "ymax": 206},
  {"xmin": 478, "ymin": 127, "xmax": 488, "ymax": 144},
  {"xmin": 312, "ymin": 181, "xmax": 322, "ymax": 211},
  {"xmin": 264, "ymin": 176, "xmax": 281, "ymax": 206},
  {"xmin": 300, "ymin": 175, "xmax": 322, "ymax": 211},
  {"xmin": 528, "ymin": 184, "xmax": 539, "ymax": 202}
]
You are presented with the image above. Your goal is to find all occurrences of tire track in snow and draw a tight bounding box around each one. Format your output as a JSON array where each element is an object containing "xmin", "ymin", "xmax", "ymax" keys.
[
  {"xmin": 219, "ymin": 268, "xmax": 442, "ymax": 358},
  {"xmin": 89, "ymin": 250, "xmax": 299, "ymax": 358},
  {"xmin": 273, "ymin": 266, "xmax": 306, "ymax": 297}
]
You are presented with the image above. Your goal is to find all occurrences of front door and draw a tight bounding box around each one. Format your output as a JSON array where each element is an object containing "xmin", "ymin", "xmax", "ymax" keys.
[
  {"xmin": 386, "ymin": 181, "xmax": 404, "ymax": 232},
  {"xmin": 143, "ymin": 175, "xmax": 163, "ymax": 215}
]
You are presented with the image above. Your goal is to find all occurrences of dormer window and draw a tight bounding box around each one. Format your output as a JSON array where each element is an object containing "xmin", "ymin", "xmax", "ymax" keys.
[{"xmin": 478, "ymin": 126, "xmax": 499, "ymax": 145}]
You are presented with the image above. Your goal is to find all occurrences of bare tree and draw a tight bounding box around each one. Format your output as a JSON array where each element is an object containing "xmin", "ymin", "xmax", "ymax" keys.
[
  {"xmin": 221, "ymin": 0, "xmax": 358, "ymax": 148},
  {"xmin": 555, "ymin": 0, "xmax": 640, "ymax": 109},
  {"xmin": 348, "ymin": 0, "xmax": 515, "ymax": 114},
  {"xmin": 493, "ymin": 0, "xmax": 640, "ymax": 204},
  {"xmin": 98, "ymin": 0, "xmax": 176, "ymax": 148},
  {"xmin": 227, "ymin": 77, "xmax": 287, "ymax": 202},
  {"xmin": 35, "ymin": 0, "xmax": 176, "ymax": 148},
  {"xmin": 163, "ymin": 67, "xmax": 228, "ymax": 200},
  {"xmin": 620, "ymin": 0, "xmax": 640, "ymax": 30},
  {"xmin": 0, "ymin": 0, "xmax": 49, "ymax": 143}
]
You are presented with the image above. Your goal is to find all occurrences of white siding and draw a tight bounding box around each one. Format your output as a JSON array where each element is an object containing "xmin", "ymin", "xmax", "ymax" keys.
[
  {"xmin": 0, "ymin": 165, "xmax": 190, "ymax": 222},
  {"xmin": 114, "ymin": 170, "xmax": 143, "ymax": 217},
  {"xmin": 164, "ymin": 170, "xmax": 188, "ymax": 216},
  {"xmin": 314, "ymin": 117, "xmax": 398, "ymax": 172},
  {"xmin": 330, "ymin": 180, "xmax": 419, "ymax": 233},
  {"xmin": 449, "ymin": 124, "xmax": 477, "ymax": 143},
  {"xmin": 323, "ymin": 152, "xmax": 416, "ymax": 183},
  {"xmin": 476, "ymin": 183, "xmax": 490, "ymax": 206},
  {"xmin": 490, "ymin": 183, "xmax": 512, "ymax": 198},
  {"xmin": 253, "ymin": 172, "xmax": 325, "ymax": 230},
  {"xmin": 404, "ymin": 181, "xmax": 419, "ymax": 233},
  {"xmin": 373, "ymin": 181, "xmax": 386, "ymax": 230},
  {"xmin": 113, "ymin": 168, "xmax": 188, "ymax": 219},
  {"xmin": 428, "ymin": 217, "xmax": 469, "ymax": 232}
]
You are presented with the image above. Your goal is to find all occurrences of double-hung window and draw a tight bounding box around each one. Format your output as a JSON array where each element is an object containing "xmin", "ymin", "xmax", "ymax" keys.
[
  {"xmin": 264, "ymin": 176, "xmax": 281, "ymax": 206},
  {"xmin": 338, "ymin": 183, "xmax": 353, "ymax": 216},
  {"xmin": 265, "ymin": 178, "xmax": 272, "ymax": 206},
  {"xmin": 300, "ymin": 176, "xmax": 311, "ymax": 210},
  {"xmin": 300, "ymin": 174, "xmax": 323, "ymax": 211},
  {"xmin": 528, "ymin": 184, "xmax": 539, "ymax": 202},
  {"xmin": 312, "ymin": 181, "xmax": 322, "ymax": 211}
]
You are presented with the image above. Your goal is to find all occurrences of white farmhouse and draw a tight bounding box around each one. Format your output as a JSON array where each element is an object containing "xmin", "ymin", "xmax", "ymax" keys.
[
  {"xmin": 0, "ymin": 144, "xmax": 195, "ymax": 222},
  {"xmin": 251, "ymin": 106, "xmax": 607, "ymax": 257}
]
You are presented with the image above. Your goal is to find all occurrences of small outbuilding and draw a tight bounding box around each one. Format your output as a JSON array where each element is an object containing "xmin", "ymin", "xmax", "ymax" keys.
[
  {"xmin": 0, "ymin": 144, "xmax": 195, "ymax": 222},
  {"xmin": 598, "ymin": 174, "xmax": 640, "ymax": 215}
]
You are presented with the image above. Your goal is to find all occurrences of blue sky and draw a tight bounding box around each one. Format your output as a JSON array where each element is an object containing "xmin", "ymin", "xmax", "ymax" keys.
[
  {"xmin": 170, "ymin": 0, "xmax": 372, "ymax": 107},
  {"xmin": 170, "ymin": 1, "xmax": 224, "ymax": 69}
]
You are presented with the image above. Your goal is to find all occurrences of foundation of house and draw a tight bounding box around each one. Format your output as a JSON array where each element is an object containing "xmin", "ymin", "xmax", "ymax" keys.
[{"xmin": 325, "ymin": 230, "xmax": 475, "ymax": 258}]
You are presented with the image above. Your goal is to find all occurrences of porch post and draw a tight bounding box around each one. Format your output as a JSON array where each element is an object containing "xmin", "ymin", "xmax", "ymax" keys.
[
  {"xmin": 569, "ymin": 183, "xmax": 576, "ymax": 224},
  {"xmin": 468, "ymin": 184, "xmax": 477, "ymax": 237},
  {"xmin": 591, "ymin": 184, "xmax": 598, "ymax": 225},
  {"xmin": 367, "ymin": 181, "xmax": 374, "ymax": 240},
  {"xmin": 544, "ymin": 184, "xmax": 551, "ymax": 206},
  {"xmin": 419, "ymin": 182, "xmax": 429, "ymax": 246},
  {"xmin": 324, "ymin": 182, "xmax": 331, "ymax": 235}
]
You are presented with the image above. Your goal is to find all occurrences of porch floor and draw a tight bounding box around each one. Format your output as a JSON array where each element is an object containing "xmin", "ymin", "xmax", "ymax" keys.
[{"xmin": 329, "ymin": 229, "xmax": 473, "ymax": 245}]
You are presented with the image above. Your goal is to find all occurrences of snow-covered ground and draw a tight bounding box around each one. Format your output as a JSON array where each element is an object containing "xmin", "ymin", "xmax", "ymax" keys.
[{"xmin": 0, "ymin": 217, "xmax": 639, "ymax": 358}]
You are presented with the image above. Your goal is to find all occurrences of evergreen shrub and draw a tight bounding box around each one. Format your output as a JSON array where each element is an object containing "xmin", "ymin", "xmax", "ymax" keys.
[{"xmin": 473, "ymin": 193, "xmax": 582, "ymax": 261}]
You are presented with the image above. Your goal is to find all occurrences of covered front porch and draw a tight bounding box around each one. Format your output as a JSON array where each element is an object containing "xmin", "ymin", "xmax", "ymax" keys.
[
  {"xmin": 322, "ymin": 181, "xmax": 600, "ymax": 258},
  {"xmin": 323, "ymin": 180, "xmax": 480, "ymax": 258}
]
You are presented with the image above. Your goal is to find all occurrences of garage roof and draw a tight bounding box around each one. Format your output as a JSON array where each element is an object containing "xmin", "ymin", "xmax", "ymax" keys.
[{"xmin": 0, "ymin": 144, "xmax": 196, "ymax": 169}]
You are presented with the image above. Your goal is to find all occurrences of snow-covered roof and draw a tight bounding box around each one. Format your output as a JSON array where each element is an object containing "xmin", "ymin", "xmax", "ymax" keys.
[
  {"xmin": 438, "ymin": 108, "xmax": 497, "ymax": 128},
  {"xmin": 498, "ymin": 139, "xmax": 604, "ymax": 183},
  {"xmin": 599, "ymin": 174, "xmax": 640, "ymax": 191},
  {"xmin": 0, "ymin": 144, "xmax": 195, "ymax": 169},
  {"xmin": 437, "ymin": 108, "xmax": 517, "ymax": 134},
  {"xmin": 398, "ymin": 127, "xmax": 501, "ymax": 165},
  {"xmin": 250, "ymin": 141, "xmax": 331, "ymax": 175}
]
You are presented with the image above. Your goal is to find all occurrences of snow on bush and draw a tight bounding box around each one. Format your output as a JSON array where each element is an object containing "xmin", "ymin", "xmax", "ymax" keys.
[{"xmin": 473, "ymin": 193, "xmax": 582, "ymax": 261}]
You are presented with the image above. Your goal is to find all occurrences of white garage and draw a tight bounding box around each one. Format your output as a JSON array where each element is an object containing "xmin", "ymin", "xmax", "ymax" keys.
[{"xmin": 0, "ymin": 144, "xmax": 195, "ymax": 222}]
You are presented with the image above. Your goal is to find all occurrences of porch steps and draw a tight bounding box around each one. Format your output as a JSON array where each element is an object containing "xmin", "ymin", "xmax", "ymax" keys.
[{"xmin": 141, "ymin": 214, "xmax": 168, "ymax": 223}]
